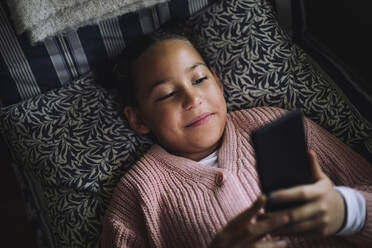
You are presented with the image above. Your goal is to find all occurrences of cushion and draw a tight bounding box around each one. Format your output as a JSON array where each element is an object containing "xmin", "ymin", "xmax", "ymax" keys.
[
  {"xmin": 185, "ymin": 0, "xmax": 372, "ymax": 161},
  {"xmin": 5, "ymin": 0, "xmax": 169, "ymax": 44},
  {"xmin": 0, "ymin": 0, "xmax": 217, "ymax": 247},
  {"xmin": 0, "ymin": 0, "xmax": 217, "ymax": 107},
  {"xmin": 0, "ymin": 73, "xmax": 154, "ymax": 247},
  {"xmin": 2, "ymin": 0, "xmax": 372, "ymax": 247}
]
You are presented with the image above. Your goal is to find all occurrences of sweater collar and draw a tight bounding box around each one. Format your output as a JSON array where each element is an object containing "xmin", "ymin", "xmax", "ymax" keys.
[{"xmin": 147, "ymin": 114, "xmax": 238, "ymax": 183}]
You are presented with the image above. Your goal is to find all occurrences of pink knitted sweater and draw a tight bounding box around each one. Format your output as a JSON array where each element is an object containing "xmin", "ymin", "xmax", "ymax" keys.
[{"xmin": 101, "ymin": 107, "xmax": 372, "ymax": 248}]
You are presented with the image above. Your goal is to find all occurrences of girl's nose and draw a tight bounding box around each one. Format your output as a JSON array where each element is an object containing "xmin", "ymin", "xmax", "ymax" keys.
[{"xmin": 182, "ymin": 89, "xmax": 202, "ymax": 110}]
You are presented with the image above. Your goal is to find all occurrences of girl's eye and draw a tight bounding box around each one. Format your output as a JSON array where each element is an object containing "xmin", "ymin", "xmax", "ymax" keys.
[
  {"xmin": 156, "ymin": 92, "xmax": 175, "ymax": 102},
  {"xmin": 193, "ymin": 76, "xmax": 207, "ymax": 85}
]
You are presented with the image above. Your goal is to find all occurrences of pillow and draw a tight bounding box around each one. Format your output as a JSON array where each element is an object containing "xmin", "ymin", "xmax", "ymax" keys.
[
  {"xmin": 0, "ymin": 0, "xmax": 217, "ymax": 107},
  {"xmin": 0, "ymin": 1, "xmax": 217, "ymax": 247},
  {"xmin": 185, "ymin": 0, "xmax": 372, "ymax": 161},
  {"xmin": 2, "ymin": 0, "xmax": 371, "ymax": 247},
  {"xmin": 0, "ymin": 73, "xmax": 154, "ymax": 247},
  {"xmin": 5, "ymin": 0, "xmax": 169, "ymax": 43}
]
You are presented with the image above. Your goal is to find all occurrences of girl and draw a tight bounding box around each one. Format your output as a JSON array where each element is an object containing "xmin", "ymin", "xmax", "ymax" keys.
[{"xmin": 101, "ymin": 31, "xmax": 372, "ymax": 248}]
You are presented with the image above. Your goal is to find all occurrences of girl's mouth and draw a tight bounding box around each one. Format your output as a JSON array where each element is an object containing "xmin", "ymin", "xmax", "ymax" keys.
[{"xmin": 185, "ymin": 113, "xmax": 213, "ymax": 128}]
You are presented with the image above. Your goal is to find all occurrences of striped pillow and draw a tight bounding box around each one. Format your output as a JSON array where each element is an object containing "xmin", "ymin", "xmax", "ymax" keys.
[
  {"xmin": 0, "ymin": 0, "xmax": 216, "ymax": 247},
  {"xmin": 0, "ymin": 0, "xmax": 217, "ymax": 107}
]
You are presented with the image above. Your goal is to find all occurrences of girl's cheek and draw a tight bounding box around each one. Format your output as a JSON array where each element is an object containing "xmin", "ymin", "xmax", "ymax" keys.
[{"xmin": 157, "ymin": 105, "xmax": 176, "ymax": 117}]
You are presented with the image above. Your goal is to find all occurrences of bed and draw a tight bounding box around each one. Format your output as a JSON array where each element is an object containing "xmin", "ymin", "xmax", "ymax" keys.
[{"xmin": 1, "ymin": 0, "xmax": 371, "ymax": 247}]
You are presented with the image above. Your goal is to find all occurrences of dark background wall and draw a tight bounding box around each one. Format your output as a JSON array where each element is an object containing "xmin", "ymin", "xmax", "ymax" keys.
[
  {"xmin": 302, "ymin": 0, "xmax": 372, "ymax": 96},
  {"xmin": 1, "ymin": 138, "xmax": 37, "ymax": 247}
]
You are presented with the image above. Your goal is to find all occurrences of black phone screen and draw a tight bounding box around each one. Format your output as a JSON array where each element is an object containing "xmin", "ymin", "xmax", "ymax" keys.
[{"xmin": 251, "ymin": 109, "xmax": 313, "ymax": 211}]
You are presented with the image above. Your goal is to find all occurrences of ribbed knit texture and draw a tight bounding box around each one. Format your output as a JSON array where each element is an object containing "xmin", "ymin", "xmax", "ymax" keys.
[
  {"xmin": 101, "ymin": 107, "xmax": 372, "ymax": 248},
  {"xmin": 6, "ymin": 0, "xmax": 169, "ymax": 43}
]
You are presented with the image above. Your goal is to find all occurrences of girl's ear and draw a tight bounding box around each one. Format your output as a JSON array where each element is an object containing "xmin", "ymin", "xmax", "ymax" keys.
[
  {"xmin": 123, "ymin": 106, "xmax": 151, "ymax": 134},
  {"xmin": 211, "ymin": 67, "xmax": 223, "ymax": 90}
]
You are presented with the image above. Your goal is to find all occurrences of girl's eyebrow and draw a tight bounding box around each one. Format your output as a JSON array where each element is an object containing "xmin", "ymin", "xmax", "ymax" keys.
[
  {"xmin": 148, "ymin": 79, "xmax": 171, "ymax": 94},
  {"xmin": 147, "ymin": 62, "xmax": 208, "ymax": 94},
  {"xmin": 187, "ymin": 62, "xmax": 208, "ymax": 72}
]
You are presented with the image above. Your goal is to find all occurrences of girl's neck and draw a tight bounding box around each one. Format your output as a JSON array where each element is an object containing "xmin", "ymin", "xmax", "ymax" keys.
[{"xmin": 162, "ymin": 139, "xmax": 222, "ymax": 161}]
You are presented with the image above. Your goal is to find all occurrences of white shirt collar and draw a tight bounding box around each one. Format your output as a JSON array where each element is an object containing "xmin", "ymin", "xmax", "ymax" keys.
[{"xmin": 198, "ymin": 150, "xmax": 218, "ymax": 168}]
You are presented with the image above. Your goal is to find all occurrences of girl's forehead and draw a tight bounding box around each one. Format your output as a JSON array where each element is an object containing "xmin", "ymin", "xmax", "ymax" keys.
[
  {"xmin": 144, "ymin": 39, "xmax": 196, "ymax": 58},
  {"xmin": 132, "ymin": 39, "xmax": 206, "ymax": 93},
  {"xmin": 134, "ymin": 39, "xmax": 203, "ymax": 73}
]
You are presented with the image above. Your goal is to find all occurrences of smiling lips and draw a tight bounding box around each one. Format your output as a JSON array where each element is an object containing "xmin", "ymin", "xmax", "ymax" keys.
[{"xmin": 185, "ymin": 113, "xmax": 213, "ymax": 128}]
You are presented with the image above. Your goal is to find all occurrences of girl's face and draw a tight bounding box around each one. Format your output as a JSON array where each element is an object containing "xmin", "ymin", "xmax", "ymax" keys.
[{"xmin": 125, "ymin": 39, "xmax": 227, "ymax": 161}]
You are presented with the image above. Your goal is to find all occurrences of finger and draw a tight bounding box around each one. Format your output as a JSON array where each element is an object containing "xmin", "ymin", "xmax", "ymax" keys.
[
  {"xmin": 262, "ymin": 198, "xmax": 325, "ymax": 227},
  {"xmin": 245, "ymin": 240, "xmax": 287, "ymax": 248},
  {"xmin": 215, "ymin": 195, "xmax": 268, "ymax": 246},
  {"xmin": 269, "ymin": 180, "xmax": 328, "ymax": 203},
  {"xmin": 284, "ymin": 199, "xmax": 327, "ymax": 225},
  {"xmin": 257, "ymin": 210, "xmax": 291, "ymax": 221},
  {"xmin": 308, "ymin": 150, "xmax": 326, "ymax": 180},
  {"xmin": 275, "ymin": 224, "xmax": 332, "ymax": 240},
  {"xmin": 227, "ymin": 195, "xmax": 267, "ymax": 230},
  {"xmin": 273, "ymin": 215, "xmax": 326, "ymax": 236},
  {"xmin": 231, "ymin": 212, "xmax": 290, "ymax": 246}
]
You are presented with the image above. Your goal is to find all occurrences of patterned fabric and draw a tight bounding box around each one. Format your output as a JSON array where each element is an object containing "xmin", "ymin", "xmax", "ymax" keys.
[
  {"xmin": 1, "ymin": 0, "xmax": 372, "ymax": 247},
  {"xmin": 185, "ymin": 0, "xmax": 372, "ymax": 160},
  {"xmin": 0, "ymin": 0, "xmax": 216, "ymax": 107},
  {"xmin": 0, "ymin": 1, "xmax": 216, "ymax": 247},
  {"xmin": 1, "ymin": 74, "xmax": 154, "ymax": 248}
]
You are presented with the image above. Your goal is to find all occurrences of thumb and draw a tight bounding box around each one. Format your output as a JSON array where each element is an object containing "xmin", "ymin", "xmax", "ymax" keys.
[
  {"xmin": 308, "ymin": 150, "xmax": 326, "ymax": 181},
  {"xmin": 227, "ymin": 195, "xmax": 267, "ymax": 230}
]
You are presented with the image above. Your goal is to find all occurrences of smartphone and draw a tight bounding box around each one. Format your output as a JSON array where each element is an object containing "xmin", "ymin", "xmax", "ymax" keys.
[{"xmin": 251, "ymin": 109, "xmax": 313, "ymax": 212}]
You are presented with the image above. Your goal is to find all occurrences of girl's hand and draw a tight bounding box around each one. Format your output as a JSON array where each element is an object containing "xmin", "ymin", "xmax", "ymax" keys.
[
  {"xmin": 266, "ymin": 150, "xmax": 346, "ymax": 238},
  {"xmin": 210, "ymin": 195, "xmax": 289, "ymax": 248}
]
